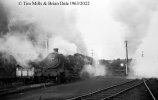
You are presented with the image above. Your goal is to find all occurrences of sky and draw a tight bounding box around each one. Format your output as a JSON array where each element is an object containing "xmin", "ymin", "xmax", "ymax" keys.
[{"xmin": 75, "ymin": 0, "xmax": 125, "ymax": 59}]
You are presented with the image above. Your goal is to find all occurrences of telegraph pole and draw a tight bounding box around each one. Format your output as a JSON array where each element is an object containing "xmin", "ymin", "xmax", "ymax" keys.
[{"xmin": 125, "ymin": 40, "xmax": 128, "ymax": 76}]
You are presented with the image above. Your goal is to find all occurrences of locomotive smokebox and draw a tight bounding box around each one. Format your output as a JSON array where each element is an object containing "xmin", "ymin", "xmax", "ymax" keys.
[{"xmin": 54, "ymin": 48, "xmax": 59, "ymax": 53}]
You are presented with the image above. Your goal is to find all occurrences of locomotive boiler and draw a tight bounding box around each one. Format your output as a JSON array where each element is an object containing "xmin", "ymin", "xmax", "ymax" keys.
[{"xmin": 35, "ymin": 48, "xmax": 67, "ymax": 83}]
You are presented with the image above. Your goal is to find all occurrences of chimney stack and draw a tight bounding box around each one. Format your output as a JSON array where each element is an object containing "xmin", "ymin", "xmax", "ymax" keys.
[{"xmin": 53, "ymin": 48, "xmax": 58, "ymax": 53}]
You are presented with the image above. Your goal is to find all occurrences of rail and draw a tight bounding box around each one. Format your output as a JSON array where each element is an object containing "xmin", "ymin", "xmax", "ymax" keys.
[
  {"xmin": 67, "ymin": 79, "xmax": 139, "ymax": 100},
  {"xmin": 143, "ymin": 79, "xmax": 156, "ymax": 100},
  {"xmin": 102, "ymin": 81, "xmax": 143, "ymax": 100}
]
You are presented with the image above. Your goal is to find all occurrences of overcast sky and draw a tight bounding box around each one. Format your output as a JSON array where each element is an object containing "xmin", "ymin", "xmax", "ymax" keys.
[{"xmin": 75, "ymin": 0, "xmax": 125, "ymax": 59}]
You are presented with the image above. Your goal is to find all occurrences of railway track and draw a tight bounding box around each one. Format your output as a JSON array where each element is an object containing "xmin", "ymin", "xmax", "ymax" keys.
[
  {"xmin": 68, "ymin": 79, "xmax": 157, "ymax": 100},
  {"xmin": 144, "ymin": 79, "xmax": 157, "ymax": 100}
]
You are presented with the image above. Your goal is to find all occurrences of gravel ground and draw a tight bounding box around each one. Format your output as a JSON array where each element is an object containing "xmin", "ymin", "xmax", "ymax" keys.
[{"xmin": 0, "ymin": 76, "xmax": 131, "ymax": 100}]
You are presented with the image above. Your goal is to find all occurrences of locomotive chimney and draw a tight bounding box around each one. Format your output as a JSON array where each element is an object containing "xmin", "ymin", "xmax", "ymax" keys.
[{"xmin": 53, "ymin": 48, "xmax": 58, "ymax": 53}]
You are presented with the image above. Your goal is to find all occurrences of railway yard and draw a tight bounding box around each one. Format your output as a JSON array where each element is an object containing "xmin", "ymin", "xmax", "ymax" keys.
[
  {"xmin": 0, "ymin": 76, "xmax": 157, "ymax": 100},
  {"xmin": 1, "ymin": 0, "xmax": 158, "ymax": 99},
  {"xmin": 0, "ymin": 49, "xmax": 158, "ymax": 100}
]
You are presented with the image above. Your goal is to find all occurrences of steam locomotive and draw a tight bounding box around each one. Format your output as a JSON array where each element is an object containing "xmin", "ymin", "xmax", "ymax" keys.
[
  {"xmin": 30, "ymin": 48, "xmax": 92, "ymax": 83},
  {"xmin": 0, "ymin": 48, "xmax": 93, "ymax": 86}
]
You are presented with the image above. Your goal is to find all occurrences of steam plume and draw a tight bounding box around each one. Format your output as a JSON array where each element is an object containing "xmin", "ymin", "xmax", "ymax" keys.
[
  {"xmin": 80, "ymin": 60, "xmax": 106, "ymax": 77},
  {"xmin": 0, "ymin": 0, "xmax": 87, "ymax": 67},
  {"xmin": 114, "ymin": 0, "xmax": 158, "ymax": 56}
]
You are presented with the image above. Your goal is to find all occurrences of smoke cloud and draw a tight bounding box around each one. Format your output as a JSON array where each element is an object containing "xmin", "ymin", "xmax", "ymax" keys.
[
  {"xmin": 0, "ymin": 0, "xmax": 87, "ymax": 67},
  {"xmin": 80, "ymin": 60, "xmax": 106, "ymax": 77},
  {"xmin": 49, "ymin": 37, "xmax": 77, "ymax": 55},
  {"xmin": 113, "ymin": 0, "xmax": 158, "ymax": 56},
  {"xmin": 0, "ymin": 34, "xmax": 41, "ymax": 67},
  {"xmin": 0, "ymin": 3, "xmax": 8, "ymax": 35}
]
